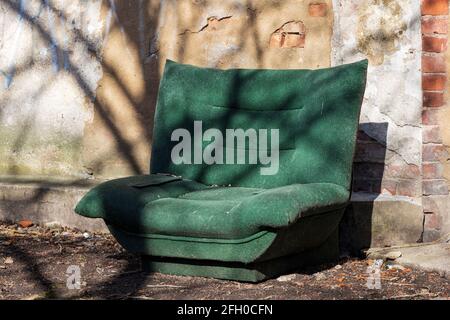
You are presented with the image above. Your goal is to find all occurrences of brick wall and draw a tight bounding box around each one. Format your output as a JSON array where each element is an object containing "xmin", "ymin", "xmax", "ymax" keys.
[{"xmin": 421, "ymin": 0, "xmax": 449, "ymax": 241}]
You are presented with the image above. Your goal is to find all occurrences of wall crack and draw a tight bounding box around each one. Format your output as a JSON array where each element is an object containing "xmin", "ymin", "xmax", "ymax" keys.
[{"xmin": 178, "ymin": 16, "xmax": 232, "ymax": 36}]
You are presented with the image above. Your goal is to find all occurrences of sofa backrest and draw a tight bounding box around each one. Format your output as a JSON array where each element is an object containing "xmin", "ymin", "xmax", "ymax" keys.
[{"xmin": 151, "ymin": 59, "xmax": 368, "ymax": 190}]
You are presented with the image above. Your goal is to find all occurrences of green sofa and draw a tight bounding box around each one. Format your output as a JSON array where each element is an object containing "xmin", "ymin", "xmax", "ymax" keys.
[{"xmin": 75, "ymin": 59, "xmax": 368, "ymax": 282}]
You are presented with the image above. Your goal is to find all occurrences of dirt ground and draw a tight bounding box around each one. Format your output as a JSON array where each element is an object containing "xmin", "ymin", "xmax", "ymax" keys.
[{"xmin": 0, "ymin": 222, "xmax": 449, "ymax": 300}]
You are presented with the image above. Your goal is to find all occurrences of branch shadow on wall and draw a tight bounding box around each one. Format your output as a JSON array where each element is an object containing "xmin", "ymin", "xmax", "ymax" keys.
[
  {"xmin": 0, "ymin": 0, "xmax": 384, "ymax": 297},
  {"xmin": 0, "ymin": 0, "xmax": 160, "ymax": 176},
  {"xmin": 0, "ymin": 0, "xmax": 162, "ymax": 299}
]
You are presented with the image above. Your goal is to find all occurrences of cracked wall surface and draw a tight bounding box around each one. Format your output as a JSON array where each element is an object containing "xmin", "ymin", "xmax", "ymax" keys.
[
  {"xmin": 332, "ymin": 0, "xmax": 422, "ymax": 199},
  {"xmin": 153, "ymin": 0, "xmax": 333, "ymax": 71},
  {"xmin": 0, "ymin": 0, "xmax": 334, "ymax": 180},
  {"xmin": 0, "ymin": 0, "xmax": 441, "ymax": 244},
  {"xmin": 0, "ymin": 1, "xmax": 424, "ymax": 192},
  {"xmin": 0, "ymin": 1, "xmax": 424, "ymax": 193}
]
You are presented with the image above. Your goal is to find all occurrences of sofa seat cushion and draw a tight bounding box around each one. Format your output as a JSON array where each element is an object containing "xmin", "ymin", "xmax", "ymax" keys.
[{"xmin": 75, "ymin": 174, "xmax": 349, "ymax": 239}]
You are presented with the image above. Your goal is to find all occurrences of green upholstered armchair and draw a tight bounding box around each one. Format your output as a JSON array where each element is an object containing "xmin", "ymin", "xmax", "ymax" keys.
[{"xmin": 75, "ymin": 59, "xmax": 368, "ymax": 282}]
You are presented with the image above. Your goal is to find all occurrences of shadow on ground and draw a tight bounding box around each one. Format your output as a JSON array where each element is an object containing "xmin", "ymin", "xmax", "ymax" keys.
[{"xmin": 0, "ymin": 223, "xmax": 448, "ymax": 300}]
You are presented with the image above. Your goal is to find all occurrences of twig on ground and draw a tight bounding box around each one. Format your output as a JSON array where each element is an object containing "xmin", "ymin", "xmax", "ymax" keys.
[
  {"xmin": 391, "ymin": 292, "xmax": 436, "ymax": 299},
  {"xmin": 129, "ymin": 295, "xmax": 154, "ymax": 300},
  {"xmin": 147, "ymin": 284, "xmax": 184, "ymax": 288}
]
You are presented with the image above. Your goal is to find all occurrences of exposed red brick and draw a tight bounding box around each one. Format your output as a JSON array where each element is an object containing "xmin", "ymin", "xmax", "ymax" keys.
[
  {"xmin": 404, "ymin": 165, "xmax": 421, "ymax": 178},
  {"xmin": 385, "ymin": 164, "xmax": 402, "ymax": 178},
  {"xmin": 421, "ymin": 0, "xmax": 449, "ymax": 15},
  {"xmin": 422, "ymin": 54, "xmax": 446, "ymax": 73},
  {"xmin": 423, "ymin": 125, "xmax": 442, "ymax": 143},
  {"xmin": 281, "ymin": 34, "xmax": 305, "ymax": 48},
  {"xmin": 423, "ymin": 144, "xmax": 449, "ymax": 161},
  {"xmin": 423, "ymin": 229, "xmax": 441, "ymax": 242},
  {"xmin": 269, "ymin": 33, "xmax": 283, "ymax": 48},
  {"xmin": 423, "ymin": 179, "xmax": 449, "ymax": 195},
  {"xmin": 423, "ymin": 196, "xmax": 436, "ymax": 213},
  {"xmin": 423, "ymin": 162, "xmax": 444, "ymax": 179},
  {"xmin": 309, "ymin": 3, "xmax": 327, "ymax": 17},
  {"xmin": 422, "ymin": 74, "xmax": 446, "ymax": 90},
  {"xmin": 385, "ymin": 164, "xmax": 420, "ymax": 179},
  {"xmin": 422, "ymin": 17, "xmax": 448, "ymax": 34},
  {"xmin": 269, "ymin": 21, "xmax": 305, "ymax": 48},
  {"xmin": 424, "ymin": 212, "xmax": 442, "ymax": 230},
  {"xmin": 422, "ymin": 109, "xmax": 440, "ymax": 124},
  {"xmin": 423, "ymin": 91, "xmax": 445, "ymax": 107},
  {"xmin": 421, "ymin": 2, "xmax": 447, "ymax": 219},
  {"xmin": 423, "ymin": 36, "xmax": 447, "ymax": 52},
  {"xmin": 381, "ymin": 179, "xmax": 398, "ymax": 195},
  {"xmin": 397, "ymin": 179, "xmax": 421, "ymax": 197},
  {"xmin": 423, "ymin": 195, "xmax": 445, "ymax": 213}
]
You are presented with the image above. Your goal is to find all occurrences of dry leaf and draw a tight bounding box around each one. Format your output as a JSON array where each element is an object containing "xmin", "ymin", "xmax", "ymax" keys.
[{"xmin": 18, "ymin": 220, "xmax": 33, "ymax": 228}]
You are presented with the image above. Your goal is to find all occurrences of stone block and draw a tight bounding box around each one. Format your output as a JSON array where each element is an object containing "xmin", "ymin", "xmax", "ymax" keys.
[
  {"xmin": 0, "ymin": 180, "xmax": 108, "ymax": 233},
  {"xmin": 340, "ymin": 193, "xmax": 423, "ymax": 254}
]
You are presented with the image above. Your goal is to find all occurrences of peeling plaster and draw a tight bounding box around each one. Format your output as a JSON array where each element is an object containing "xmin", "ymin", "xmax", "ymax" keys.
[
  {"xmin": 357, "ymin": 0, "xmax": 407, "ymax": 66},
  {"xmin": 269, "ymin": 20, "xmax": 306, "ymax": 48},
  {"xmin": 0, "ymin": 0, "xmax": 334, "ymax": 178},
  {"xmin": 332, "ymin": 0, "xmax": 422, "ymax": 168}
]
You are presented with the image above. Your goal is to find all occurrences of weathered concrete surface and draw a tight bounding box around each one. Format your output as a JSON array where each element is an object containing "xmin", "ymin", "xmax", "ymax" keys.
[
  {"xmin": 367, "ymin": 238, "xmax": 450, "ymax": 280},
  {"xmin": 0, "ymin": 182, "xmax": 424, "ymax": 246},
  {"xmin": 340, "ymin": 193, "xmax": 424, "ymax": 253},
  {"xmin": 81, "ymin": 0, "xmax": 161, "ymax": 179},
  {"xmin": 83, "ymin": 0, "xmax": 335, "ymax": 179},
  {"xmin": 332, "ymin": 0, "xmax": 422, "ymax": 198},
  {"xmin": 0, "ymin": 0, "xmax": 335, "ymax": 180},
  {"xmin": 155, "ymin": 0, "xmax": 333, "ymax": 69},
  {"xmin": 0, "ymin": 178, "xmax": 108, "ymax": 233},
  {"xmin": 440, "ymin": 105, "xmax": 450, "ymax": 186},
  {"xmin": 423, "ymin": 195, "xmax": 450, "ymax": 242},
  {"xmin": 0, "ymin": 1, "xmax": 441, "ymax": 244},
  {"xmin": 0, "ymin": 0, "xmax": 103, "ymax": 178},
  {"xmin": 0, "ymin": 0, "xmax": 424, "ymax": 188}
]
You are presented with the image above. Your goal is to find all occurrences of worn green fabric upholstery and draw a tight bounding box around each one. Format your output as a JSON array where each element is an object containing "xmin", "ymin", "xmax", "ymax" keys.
[
  {"xmin": 76, "ymin": 174, "xmax": 348, "ymax": 239},
  {"xmin": 75, "ymin": 59, "xmax": 368, "ymax": 282},
  {"xmin": 152, "ymin": 59, "xmax": 367, "ymax": 189}
]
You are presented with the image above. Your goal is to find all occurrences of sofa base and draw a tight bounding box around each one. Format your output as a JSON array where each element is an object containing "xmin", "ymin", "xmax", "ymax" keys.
[
  {"xmin": 141, "ymin": 227, "xmax": 339, "ymax": 282},
  {"xmin": 108, "ymin": 208, "xmax": 344, "ymax": 264}
]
